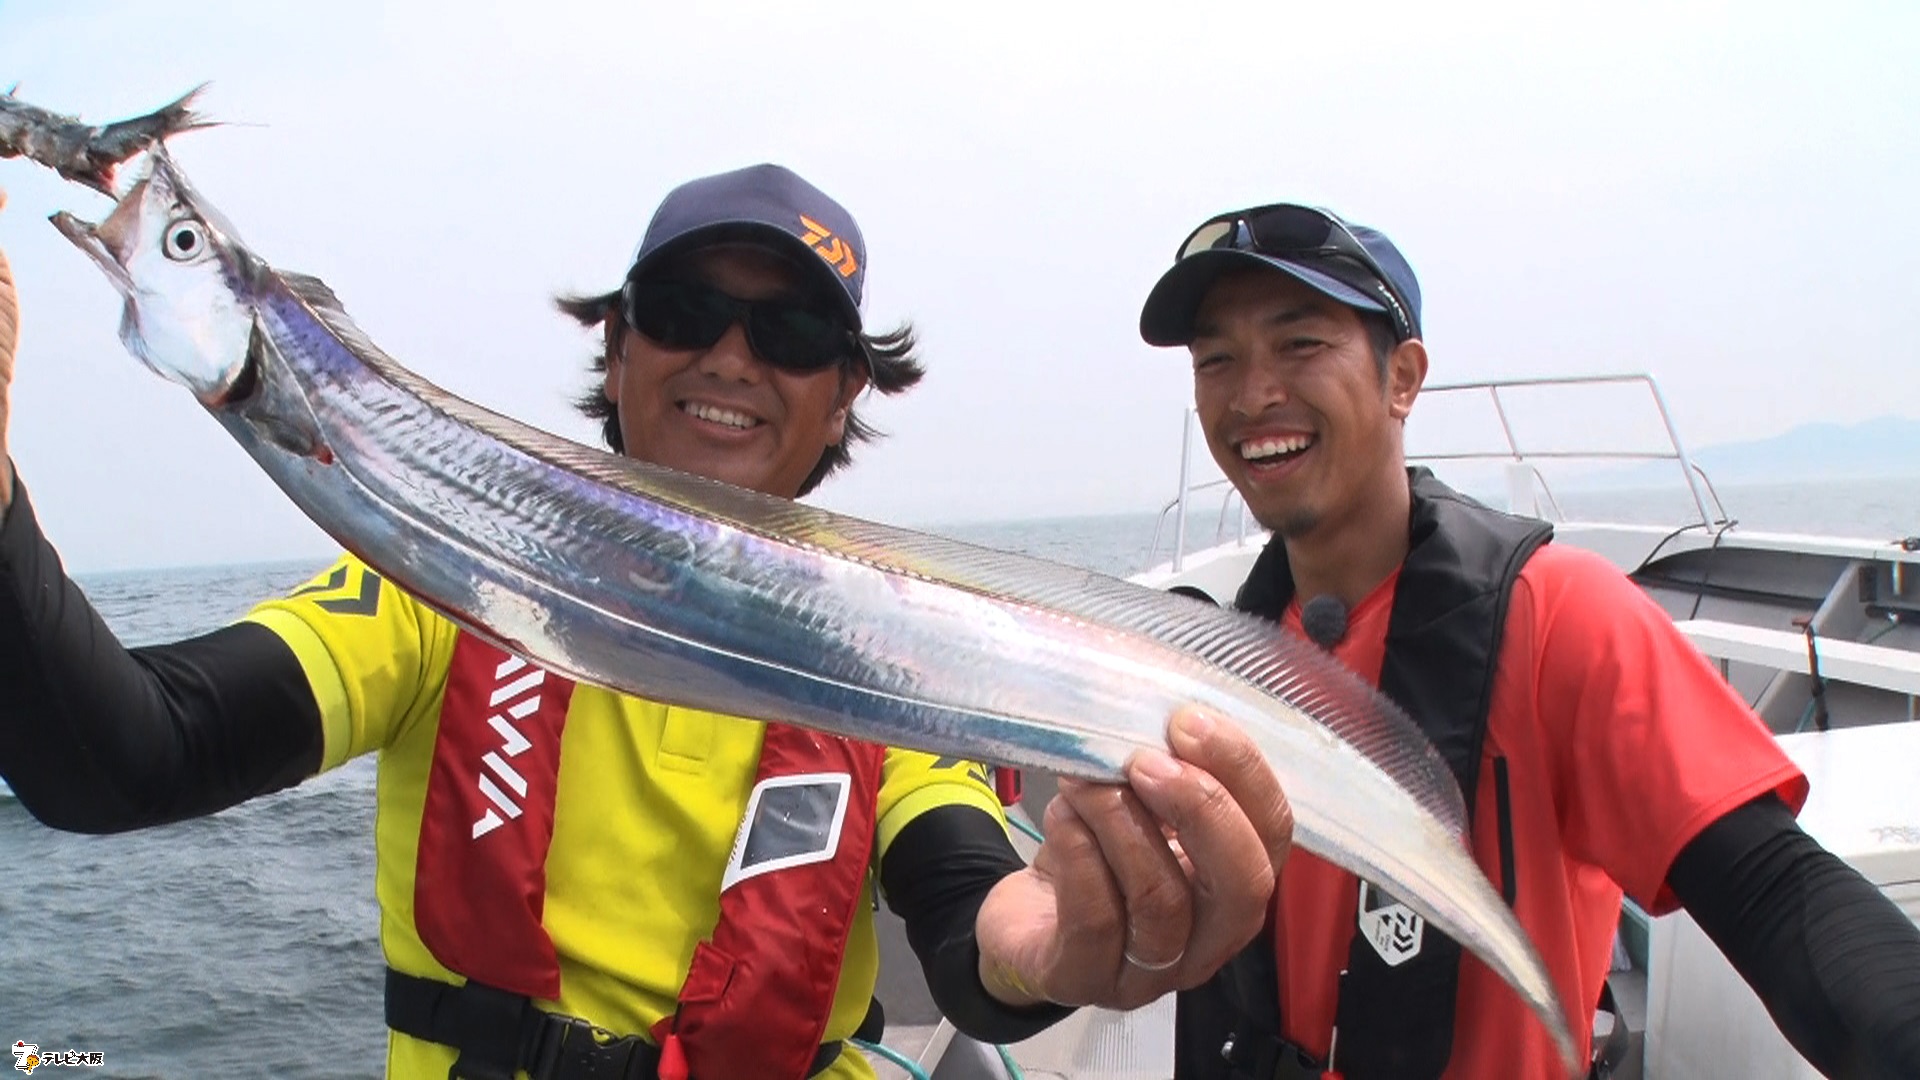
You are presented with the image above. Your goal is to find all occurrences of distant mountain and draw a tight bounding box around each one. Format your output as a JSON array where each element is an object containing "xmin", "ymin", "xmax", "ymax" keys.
[{"xmin": 1569, "ymin": 416, "xmax": 1920, "ymax": 488}]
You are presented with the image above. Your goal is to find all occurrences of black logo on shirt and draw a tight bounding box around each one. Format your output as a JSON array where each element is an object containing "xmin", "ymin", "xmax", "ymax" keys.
[
  {"xmin": 930, "ymin": 756, "xmax": 992, "ymax": 788},
  {"xmin": 291, "ymin": 564, "xmax": 385, "ymax": 616}
]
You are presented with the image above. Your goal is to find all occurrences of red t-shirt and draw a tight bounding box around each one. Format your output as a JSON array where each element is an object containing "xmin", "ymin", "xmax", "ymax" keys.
[{"xmin": 1271, "ymin": 544, "xmax": 1807, "ymax": 1079}]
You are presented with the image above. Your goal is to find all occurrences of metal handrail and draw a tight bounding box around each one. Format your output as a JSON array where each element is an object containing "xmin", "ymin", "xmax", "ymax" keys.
[
  {"xmin": 1146, "ymin": 373, "xmax": 1733, "ymax": 573},
  {"xmin": 1411, "ymin": 374, "xmax": 1731, "ymax": 528},
  {"xmin": 1148, "ymin": 478, "xmax": 1254, "ymax": 573}
]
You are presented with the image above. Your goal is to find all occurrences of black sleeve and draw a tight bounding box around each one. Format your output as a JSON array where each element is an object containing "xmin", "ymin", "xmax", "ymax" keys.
[
  {"xmin": 0, "ymin": 473, "xmax": 324, "ymax": 833},
  {"xmin": 1667, "ymin": 792, "xmax": 1920, "ymax": 1080},
  {"xmin": 879, "ymin": 802, "xmax": 1075, "ymax": 1044}
]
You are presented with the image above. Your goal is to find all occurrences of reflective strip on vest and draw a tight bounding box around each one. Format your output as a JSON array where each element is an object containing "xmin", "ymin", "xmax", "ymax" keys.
[{"xmin": 415, "ymin": 633, "xmax": 574, "ymax": 1000}]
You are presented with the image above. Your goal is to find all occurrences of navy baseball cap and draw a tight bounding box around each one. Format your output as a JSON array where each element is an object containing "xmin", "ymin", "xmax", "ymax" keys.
[
  {"xmin": 628, "ymin": 163, "xmax": 866, "ymax": 330},
  {"xmin": 1140, "ymin": 203, "xmax": 1422, "ymax": 346}
]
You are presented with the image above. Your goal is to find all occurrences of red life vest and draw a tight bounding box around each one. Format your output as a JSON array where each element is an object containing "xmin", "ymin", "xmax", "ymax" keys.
[{"xmin": 413, "ymin": 633, "xmax": 887, "ymax": 1079}]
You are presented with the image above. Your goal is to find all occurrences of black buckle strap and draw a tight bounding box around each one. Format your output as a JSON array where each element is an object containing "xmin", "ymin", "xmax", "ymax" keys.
[
  {"xmin": 529, "ymin": 1016, "xmax": 657, "ymax": 1080},
  {"xmin": 1218, "ymin": 1026, "xmax": 1279, "ymax": 1079},
  {"xmin": 386, "ymin": 968, "xmax": 846, "ymax": 1080},
  {"xmin": 386, "ymin": 968, "xmax": 659, "ymax": 1080},
  {"xmin": 1221, "ymin": 1027, "xmax": 1330, "ymax": 1080}
]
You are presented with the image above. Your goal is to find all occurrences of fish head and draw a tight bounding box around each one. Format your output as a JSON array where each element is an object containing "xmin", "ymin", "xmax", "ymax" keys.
[{"xmin": 50, "ymin": 142, "xmax": 259, "ymax": 405}]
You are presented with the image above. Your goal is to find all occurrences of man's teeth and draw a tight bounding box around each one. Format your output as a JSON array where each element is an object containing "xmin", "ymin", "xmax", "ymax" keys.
[
  {"xmin": 1241, "ymin": 434, "xmax": 1313, "ymax": 461},
  {"xmin": 685, "ymin": 402, "xmax": 757, "ymax": 430}
]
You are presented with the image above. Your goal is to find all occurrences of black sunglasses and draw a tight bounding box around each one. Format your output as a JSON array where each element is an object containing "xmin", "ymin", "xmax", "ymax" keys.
[
  {"xmin": 622, "ymin": 277, "xmax": 862, "ymax": 375},
  {"xmin": 1177, "ymin": 204, "xmax": 1419, "ymax": 341}
]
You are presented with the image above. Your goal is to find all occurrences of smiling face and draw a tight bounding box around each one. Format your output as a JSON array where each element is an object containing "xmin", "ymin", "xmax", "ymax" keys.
[
  {"xmin": 603, "ymin": 245, "xmax": 867, "ymax": 498},
  {"xmin": 1188, "ymin": 265, "xmax": 1424, "ymax": 540}
]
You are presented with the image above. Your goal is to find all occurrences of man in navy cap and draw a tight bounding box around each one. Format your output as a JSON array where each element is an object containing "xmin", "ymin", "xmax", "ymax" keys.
[
  {"xmin": 556, "ymin": 162, "xmax": 904, "ymax": 500},
  {"xmin": 1137, "ymin": 202, "xmax": 1920, "ymax": 1079},
  {"xmin": 0, "ymin": 169, "xmax": 1292, "ymax": 1080}
]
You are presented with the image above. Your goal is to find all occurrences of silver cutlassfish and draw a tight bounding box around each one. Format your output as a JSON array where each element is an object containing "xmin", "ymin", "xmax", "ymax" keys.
[{"xmin": 49, "ymin": 144, "xmax": 1578, "ymax": 1075}]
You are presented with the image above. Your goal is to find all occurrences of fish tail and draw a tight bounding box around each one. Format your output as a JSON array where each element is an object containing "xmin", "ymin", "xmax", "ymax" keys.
[
  {"xmin": 79, "ymin": 84, "xmax": 218, "ymax": 193},
  {"xmin": 93, "ymin": 84, "xmax": 215, "ymax": 146}
]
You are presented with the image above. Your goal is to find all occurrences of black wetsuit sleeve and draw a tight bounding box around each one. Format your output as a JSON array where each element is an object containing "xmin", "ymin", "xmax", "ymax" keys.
[
  {"xmin": 0, "ymin": 474, "xmax": 323, "ymax": 833},
  {"xmin": 879, "ymin": 803, "xmax": 1075, "ymax": 1044},
  {"xmin": 1667, "ymin": 792, "xmax": 1920, "ymax": 1080}
]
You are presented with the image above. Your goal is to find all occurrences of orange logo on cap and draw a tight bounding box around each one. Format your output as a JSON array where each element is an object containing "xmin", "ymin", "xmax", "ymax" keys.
[{"xmin": 799, "ymin": 215, "xmax": 859, "ymax": 278}]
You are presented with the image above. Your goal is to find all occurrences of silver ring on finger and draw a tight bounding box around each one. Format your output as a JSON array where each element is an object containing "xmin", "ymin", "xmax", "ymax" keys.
[{"xmin": 1124, "ymin": 947, "xmax": 1184, "ymax": 972}]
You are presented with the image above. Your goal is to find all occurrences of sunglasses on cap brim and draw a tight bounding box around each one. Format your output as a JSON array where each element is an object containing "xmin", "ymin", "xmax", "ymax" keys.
[
  {"xmin": 622, "ymin": 277, "xmax": 865, "ymax": 376},
  {"xmin": 1177, "ymin": 204, "xmax": 1418, "ymax": 341}
]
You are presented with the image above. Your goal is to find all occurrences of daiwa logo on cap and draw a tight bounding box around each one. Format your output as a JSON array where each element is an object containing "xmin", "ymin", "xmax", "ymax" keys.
[
  {"xmin": 799, "ymin": 215, "xmax": 859, "ymax": 278},
  {"xmin": 627, "ymin": 163, "xmax": 868, "ymax": 326}
]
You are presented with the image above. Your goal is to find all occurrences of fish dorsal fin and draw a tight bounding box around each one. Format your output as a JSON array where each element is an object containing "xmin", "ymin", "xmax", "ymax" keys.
[
  {"xmin": 683, "ymin": 489, "xmax": 1466, "ymax": 835},
  {"xmin": 545, "ymin": 454, "xmax": 1466, "ymax": 837},
  {"xmin": 281, "ymin": 271, "xmax": 344, "ymax": 316},
  {"xmin": 262, "ymin": 266, "xmax": 1465, "ymax": 836},
  {"xmin": 278, "ymin": 270, "xmax": 432, "ymax": 388},
  {"xmin": 771, "ymin": 514, "xmax": 1471, "ymax": 838}
]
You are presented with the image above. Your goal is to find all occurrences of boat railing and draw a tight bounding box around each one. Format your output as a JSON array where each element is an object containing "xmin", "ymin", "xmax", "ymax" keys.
[
  {"xmin": 1148, "ymin": 373, "xmax": 1733, "ymax": 573},
  {"xmin": 1411, "ymin": 373, "xmax": 1732, "ymax": 530},
  {"xmin": 1147, "ymin": 410, "xmax": 1263, "ymax": 573}
]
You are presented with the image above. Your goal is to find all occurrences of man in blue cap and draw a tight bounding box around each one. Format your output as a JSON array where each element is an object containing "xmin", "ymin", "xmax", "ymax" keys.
[
  {"xmin": 1137, "ymin": 202, "xmax": 1920, "ymax": 1079},
  {"xmin": 0, "ymin": 169, "xmax": 1292, "ymax": 1079}
]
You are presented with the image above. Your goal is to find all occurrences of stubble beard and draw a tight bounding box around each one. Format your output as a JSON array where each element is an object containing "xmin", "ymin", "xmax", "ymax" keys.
[
  {"xmin": 1261, "ymin": 503, "xmax": 1321, "ymax": 541},
  {"xmin": 1237, "ymin": 466, "xmax": 1321, "ymax": 540}
]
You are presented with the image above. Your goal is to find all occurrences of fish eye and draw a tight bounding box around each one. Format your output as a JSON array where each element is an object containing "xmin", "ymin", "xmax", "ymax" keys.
[{"xmin": 163, "ymin": 219, "xmax": 209, "ymax": 262}]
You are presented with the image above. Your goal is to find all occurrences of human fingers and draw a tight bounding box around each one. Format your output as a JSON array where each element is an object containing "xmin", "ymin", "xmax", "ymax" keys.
[
  {"xmin": 1165, "ymin": 705, "xmax": 1293, "ymax": 867},
  {"xmin": 1123, "ymin": 715, "xmax": 1287, "ymax": 974},
  {"xmin": 1055, "ymin": 773, "xmax": 1194, "ymax": 976},
  {"xmin": 1025, "ymin": 787, "xmax": 1130, "ymax": 1000}
]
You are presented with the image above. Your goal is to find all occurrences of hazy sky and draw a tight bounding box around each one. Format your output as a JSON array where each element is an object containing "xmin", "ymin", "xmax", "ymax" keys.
[{"xmin": 1, "ymin": 0, "xmax": 1915, "ymax": 572}]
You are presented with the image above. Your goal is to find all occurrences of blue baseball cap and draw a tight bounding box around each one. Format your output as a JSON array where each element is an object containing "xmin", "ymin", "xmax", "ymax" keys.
[
  {"xmin": 1139, "ymin": 203, "xmax": 1422, "ymax": 346},
  {"xmin": 628, "ymin": 163, "xmax": 866, "ymax": 330}
]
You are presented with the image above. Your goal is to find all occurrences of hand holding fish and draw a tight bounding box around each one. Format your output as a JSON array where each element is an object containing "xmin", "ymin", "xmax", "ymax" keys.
[
  {"xmin": 975, "ymin": 706, "xmax": 1292, "ymax": 1011},
  {"xmin": 0, "ymin": 188, "xmax": 16, "ymax": 508}
]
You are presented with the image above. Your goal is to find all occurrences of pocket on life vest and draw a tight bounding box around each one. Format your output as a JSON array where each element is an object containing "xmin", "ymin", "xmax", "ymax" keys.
[{"xmin": 681, "ymin": 939, "xmax": 738, "ymax": 1004}]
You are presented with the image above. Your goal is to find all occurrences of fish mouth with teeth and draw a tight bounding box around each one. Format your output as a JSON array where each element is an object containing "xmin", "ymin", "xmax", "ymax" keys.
[
  {"xmin": 682, "ymin": 401, "xmax": 760, "ymax": 431},
  {"xmin": 1238, "ymin": 433, "xmax": 1316, "ymax": 465}
]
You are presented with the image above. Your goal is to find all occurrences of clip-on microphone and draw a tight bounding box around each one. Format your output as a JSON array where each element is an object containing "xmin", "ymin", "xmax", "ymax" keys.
[{"xmin": 1301, "ymin": 594, "xmax": 1349, "ymax": 650}]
